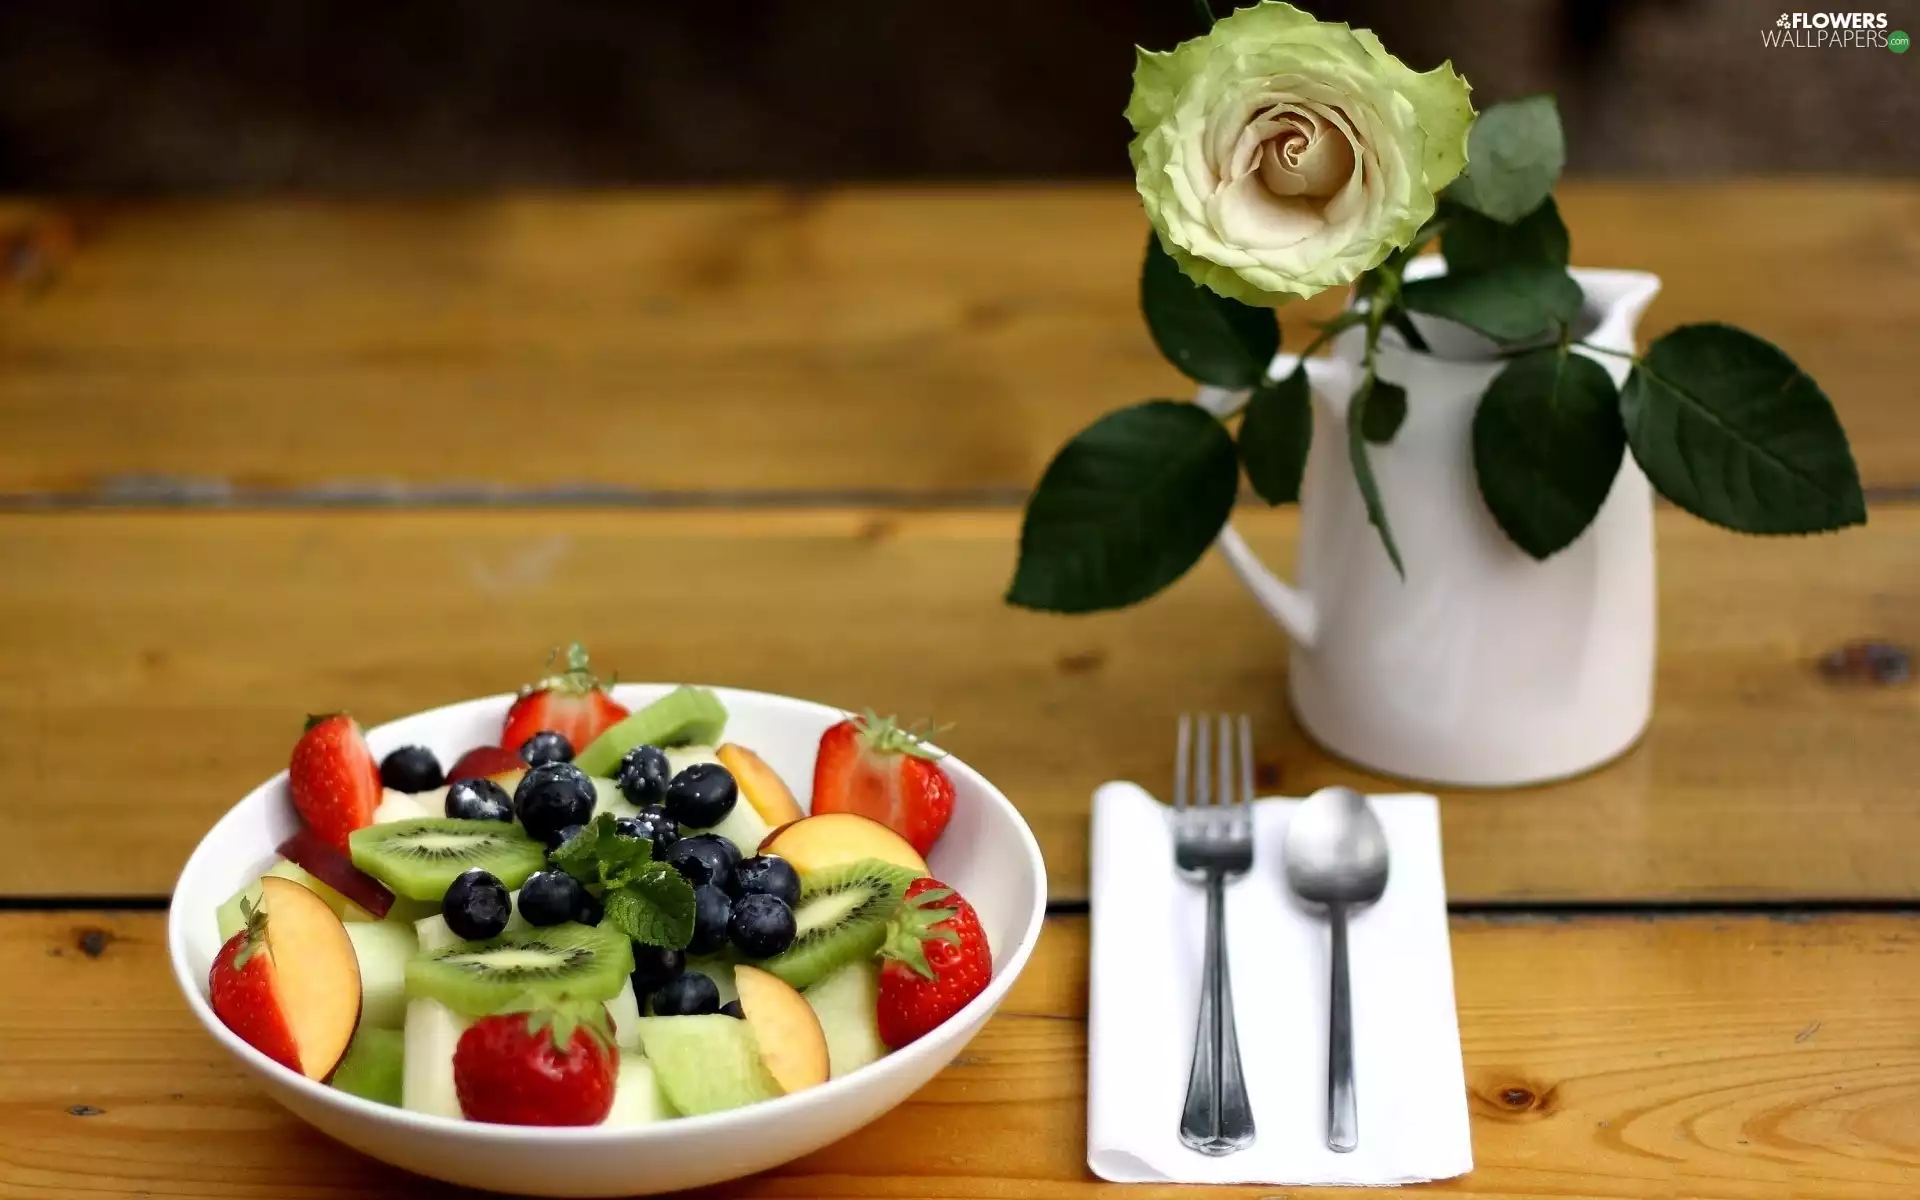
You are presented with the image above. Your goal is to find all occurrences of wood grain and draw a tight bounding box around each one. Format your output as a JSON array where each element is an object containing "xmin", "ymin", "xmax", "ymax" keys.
[
  {"xmin": 1, "ymin": 505, "xmax": 1914, "ymax": 902},
  {"xmin": 1, "ymin": 182, "xmax": 1915, "ymax": 497},
  {"xmin": 5, "ymin": 911, "xmax": 1918, "ymax": 1198}
]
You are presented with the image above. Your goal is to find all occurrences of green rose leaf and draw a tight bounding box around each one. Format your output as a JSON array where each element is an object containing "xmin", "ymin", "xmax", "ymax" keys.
[
  {"xmin": 1473, "ymin": 348, "xmax": 1625, "ymax": 559},
  {"xmin": 1346, "ymin": 380, "xmax": 1405, "ymax": 576},
  {"xmin": 1622, "ymin": 324, "xmax": 1865, "ymax": 534},
  {"xmin": 1401, "ymin": 265, "xmax": 1582, "ymax": 343},
  {"xmin": 1441, "ymin": 197, "xmax": 1570, "ymax": 275},
  {"xmin": 1446, "ymin": 95, "xmax": 1566, "ymax": 224},
  {"xmin": 1361, "ymin": 379, "xmax": 1407, "ymax": 444},
  {"xmin": 1008, "ymin": 400, "xmax": 1239, "ymax": 612},
  {"xmin": 1237, "ymin": 369, "xmax": 1312, "ymax": 505},
  {"xmin": 1141, "ymin": 234, "xmax": 1280, "ymax": 388}
]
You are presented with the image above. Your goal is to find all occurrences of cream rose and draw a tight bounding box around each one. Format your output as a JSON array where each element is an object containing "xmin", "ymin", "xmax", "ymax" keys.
[{"xmin": 1127, "ymin": 1, "xmax": 1474, "ymax": 304}]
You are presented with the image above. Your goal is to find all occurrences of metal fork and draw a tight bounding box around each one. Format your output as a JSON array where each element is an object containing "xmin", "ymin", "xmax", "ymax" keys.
[{"xmin": 1174, "ymin": 712, "xmax": 1257, "ymax": 1156}]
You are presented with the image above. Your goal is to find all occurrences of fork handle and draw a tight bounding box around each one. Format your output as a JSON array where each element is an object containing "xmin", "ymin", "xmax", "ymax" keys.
[
  {"xmin": 1327, "ymin": 902, "xmax": 1358, "ymax": 1152},
  {"xmin": 1179, "ymin": 871, "xmax": 1255, "ymax": 1155}
]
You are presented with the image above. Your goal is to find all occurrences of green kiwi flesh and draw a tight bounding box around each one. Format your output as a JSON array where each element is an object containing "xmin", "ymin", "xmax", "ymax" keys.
[
  {"xmin": 348, "ymin": 817, "xmax": 546, "ymax": 901},
  {"xmin": 758, "ymin": 858, "xmax": 919, "ymax": 989},
  {"xmin": 573, "ymin": 686, "xmax": 728, "ymax": 777},
  {"xmin": 405, "ymin": 922, "xmax": 634, "ymax": 1015}
]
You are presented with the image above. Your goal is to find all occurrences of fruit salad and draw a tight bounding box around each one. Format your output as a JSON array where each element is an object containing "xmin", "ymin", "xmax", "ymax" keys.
[{"xmin": 207, "ymin": 645, "xmax": 992, "ymax": 1127}]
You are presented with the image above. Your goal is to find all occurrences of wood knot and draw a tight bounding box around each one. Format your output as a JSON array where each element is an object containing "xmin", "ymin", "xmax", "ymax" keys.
[
  {"xmin": 1819, "ymin": 640, "xmax": 1911, "ymax": 686},
  {"xmin": 1253, "ymin": 760, "xmax": 1282, "ymax": 790},
  {"xmin": 75, "ymin": 927, "xmax": 112, "ymax": 958},
  {"xmin": 1470, "ymin": 1073, "xmax": 1558, "ymax": 1122},
  {"xmin": 67, "ymin": 1104, "xmax": 104, "ymax": 1117},
  {"xmin": 1055, "ymin": 649, "xmax": 1106, "ymax": 676},
  {"xmin": 0, "ymin": 207, "xmax": 77, "ymax": 293},
  {"xmin": 855, "ymin": 516, "xmax": 896, "ymax": 544}
]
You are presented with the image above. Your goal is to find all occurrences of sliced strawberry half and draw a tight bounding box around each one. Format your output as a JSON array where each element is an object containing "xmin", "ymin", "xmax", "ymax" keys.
[
  {"xmin": 288, "ymin": 713, "xmax": 383, "ymax": 853},
  {"xmin": 810, "ymin": 712, "xmax": 955, "ymax": 857},
  {"xmin": 446, "ymin": 745, "xmax": 526, "ymax": 784},
  {"xmin": 501, "ymin": 643, "xmax": 630, "ymax": 753}
]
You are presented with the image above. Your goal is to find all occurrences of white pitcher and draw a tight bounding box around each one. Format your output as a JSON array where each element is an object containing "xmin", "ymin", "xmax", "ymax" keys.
[{"xmin": 1207, "ymin": 263, "xmax": 1664, "ymax": 787}]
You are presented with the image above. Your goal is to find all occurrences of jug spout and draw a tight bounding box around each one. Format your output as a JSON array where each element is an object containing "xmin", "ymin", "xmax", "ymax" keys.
[{"xmin": 1576, "ymin": 269, "xmax": 1662, "ymax": 351}]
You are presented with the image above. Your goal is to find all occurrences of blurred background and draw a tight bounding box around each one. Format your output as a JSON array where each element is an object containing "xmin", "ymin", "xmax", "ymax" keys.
[{"xmin": 0, "ymin": 0, "xmax": 1912, "ymax": 193}]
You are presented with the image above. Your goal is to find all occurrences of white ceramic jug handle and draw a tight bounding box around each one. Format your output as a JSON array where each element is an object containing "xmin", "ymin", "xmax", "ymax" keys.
[{"xmin": 1195, "ymin": 351, "xmax": 1350, "ymax": 651}]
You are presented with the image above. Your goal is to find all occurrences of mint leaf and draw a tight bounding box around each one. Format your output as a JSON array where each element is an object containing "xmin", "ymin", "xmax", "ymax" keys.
[
  {"xmin": 602, "ymin": 863, "xmax": 696, "ymax": 950},
  {"xmin": 1007, "ymin": 400, "xmax": 1240, "ymax": 612},
  {"xmin": 1141, "ymin": 232, "xmax": 1280, "ymax": 389},
  {"xmin": 551, "ymin": 812, "xmax": 654, "ymax": 888}
]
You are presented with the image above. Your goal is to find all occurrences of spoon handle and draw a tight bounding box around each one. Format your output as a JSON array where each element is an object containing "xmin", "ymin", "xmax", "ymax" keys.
[
  {"xmin": 1179, "ymin": 871, "xmax": 1255, "ymax": 1155},
  {"xmin": 1327, "ymin": 903, "xmax": 1358, "ymax": 1151}
]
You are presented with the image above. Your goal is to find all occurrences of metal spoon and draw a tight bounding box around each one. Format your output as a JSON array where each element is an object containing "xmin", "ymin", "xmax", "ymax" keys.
[{"xmin": 1282, "ymin": 786, "xmax": 1390, "ymax": 1153}]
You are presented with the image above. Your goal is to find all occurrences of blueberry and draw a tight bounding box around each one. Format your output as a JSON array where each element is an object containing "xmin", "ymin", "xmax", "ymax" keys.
[
  {"xmin": 687, "ymin": 885, "xmax": 733, "ymax": 955},
  {"xmin": 514, "ymin": 762, "xmax": 596, "ymax": 847},
  {"xmin": 720, "ymin": 1000, "xmax": 745, "ymax": 1019},
  {"xmin": 444, "ymin": 777, "xmax": 514, "ymax": 823},
  {"xmin": 733, "ymin": 855, "xmax": 800, "ymax": 906},
  {"xmin": 518, "ymin": 730, "xmax": 575, "ymax": 767},
  {"xmin": 729, "ymin": 893, "xmax": 797, "ymax": 959},
  {"xmin": 442, "ymin": 869, "xmax": 511, "ymax": 940},
  {"xmin": 517, "ymin": 868, "xmax": 589, "ymax": 927},
  {"xmin": 664, "ymin": 762, "xmax": 738, "ymax": 829},
  {"xmin": 616, "ymin": 745, "xmax": 673, "ymax": 807},
  {"xmin": 379, "ymin": 745, "xmax": 444, "ymax": 794},
  {"xmin": 630, "ymin": 944, "xmax": 686, "ymax": 997},
  {"xmin": 553, "ymin": 823, "xmax": 588, "ymax": 855},
  {"xmin": 574, "ymin": 888, "xmax": 604, "ymax": 927},
  {"xmin": 613, "ymin": 806, "xmax": 679, "ymax": 856},
  {"xmin": 651, "ymin": 971, "xmax": 720, "ymax": 1017},
  {"xmin": 665, "ymin": 834, "xmax": 739, "ymax": 893}
]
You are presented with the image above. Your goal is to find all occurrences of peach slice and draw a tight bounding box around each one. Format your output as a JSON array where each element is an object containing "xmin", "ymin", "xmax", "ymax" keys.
[
  {"xmin": 734, "ymin": 965, "xmax": 829, "ymax": 1094},
  {"xmin": 759, "ymin": 812, "xmax": 929, "ymax": 878},
  {"xmin": 716, "ymin": 743, "xmax": 805, "ymax": 827},
  {"xmin": 259, "ymin": 875, "xmax": 363, "ymax": 1080}
]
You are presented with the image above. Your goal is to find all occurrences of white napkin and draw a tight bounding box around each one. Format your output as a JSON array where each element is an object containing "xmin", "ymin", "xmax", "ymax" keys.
[{"xmin": 1087, "ymin": 781, "xmax": 1472, "ymax": 1186}]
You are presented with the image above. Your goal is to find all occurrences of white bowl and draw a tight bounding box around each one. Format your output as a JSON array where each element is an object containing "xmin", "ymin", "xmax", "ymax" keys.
[{"xmin": 168, "ymin": 684, "xmax": 1049, "ymax": 1197}]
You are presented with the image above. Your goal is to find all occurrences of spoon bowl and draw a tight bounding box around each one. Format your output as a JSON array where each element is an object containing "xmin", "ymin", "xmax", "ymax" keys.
[{"xmin": 1283, "ymin": 785, "xmax": 1390, "ymax": 907}]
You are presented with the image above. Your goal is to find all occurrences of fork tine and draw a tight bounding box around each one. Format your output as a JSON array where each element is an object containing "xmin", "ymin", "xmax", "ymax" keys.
[
  {"xmin": 1217, "ymin": 713, "xmax": 1232, "ymax": 832},
  {"xmin": 1195, "ymin": 713, "xmax": 1211, "ymax": 811},
  {"xmin": 1238, "ymin": 714, "xmax": 1255, "ymax": 835},
  {"xmin": 1175, "ymin": 713, "xmax": 1192, "ymax": 816}
]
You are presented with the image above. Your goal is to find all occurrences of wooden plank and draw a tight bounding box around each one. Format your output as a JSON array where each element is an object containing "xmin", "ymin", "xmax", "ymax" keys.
[
  {"xmin": 1, "ymin": 506, "xmax": 1915, "ymax": 902},
  {"xmin": 1, "ymin": 182, "xmax": 1916, "ymax": 497},
  {"xmin": 5, "ymin": 911, "xmax": 1918, "ymax": 1198}
]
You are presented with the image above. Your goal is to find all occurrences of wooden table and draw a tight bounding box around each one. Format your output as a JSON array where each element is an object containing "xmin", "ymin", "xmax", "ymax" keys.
[{"xmin": 3, "ymin": 182, "xmax": 1918, "ymax": 1198}]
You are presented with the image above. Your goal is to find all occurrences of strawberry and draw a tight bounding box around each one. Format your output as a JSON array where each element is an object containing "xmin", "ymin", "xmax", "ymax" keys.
[
  {"xmin": 501, "ymin": 643, "xmax": 629, "ymax": 754},
  {"xmin": 207, "ymin": 898, "xmax": 301, "ymax": 1074},
  {"xmin": 288, "ymin": 713, "xmax": 382, "ymax": 853},
  {"xmin": 811, "ymin": 712, "xmax": 955, "ymax": 856},
  {"xmin": 875, "ymin": 878, "xmax": 992, "ymax": 1049},
  {"xmin": 445, "ymin": 744, "xmax": 525, "ymax": 784},
  {"xmin": 453, "ymin": 1003, "xmax": 618, "ymax": 1126}
]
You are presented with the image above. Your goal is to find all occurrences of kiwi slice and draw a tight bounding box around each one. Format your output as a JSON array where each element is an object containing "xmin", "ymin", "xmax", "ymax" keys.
[
  {"xmin": 405, "ymin": 922, "xmax": 635, "ymax": 1016},
  {"xmin": 759, "ymin": 859, "xmax": 920, "ymax": 990},
  {"xmin": 574, "ymin": 686, "xmax": 728, "ymax": 777},
  {"xmin": 348, "ymin": 818, "xmax": 546, "ymax": 902}
]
